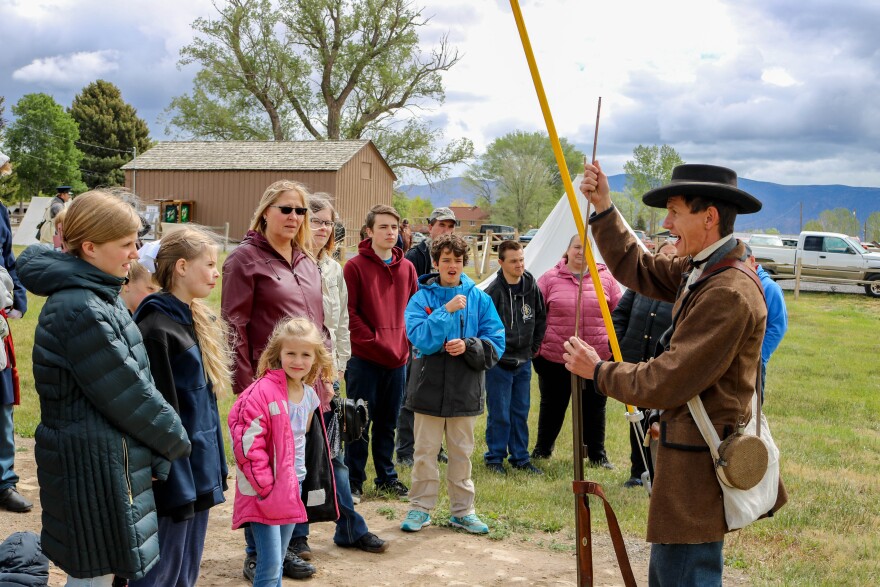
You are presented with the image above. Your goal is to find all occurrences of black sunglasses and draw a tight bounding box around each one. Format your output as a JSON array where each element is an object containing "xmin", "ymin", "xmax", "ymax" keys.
[{"xmin": 270, "ymin": 205, "xmax": 308, "ymax": 216}]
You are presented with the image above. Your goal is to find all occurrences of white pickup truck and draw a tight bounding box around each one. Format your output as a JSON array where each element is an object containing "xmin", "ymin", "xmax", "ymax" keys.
[{"xmin": 750, "ymin": 231, "xmax": 880, "ymax": 298}]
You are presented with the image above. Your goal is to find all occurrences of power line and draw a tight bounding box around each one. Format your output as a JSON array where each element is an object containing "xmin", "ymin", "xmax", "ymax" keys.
[{"xmin": 15, "ymin": 123, "xmax": 135, "ymax": 155}]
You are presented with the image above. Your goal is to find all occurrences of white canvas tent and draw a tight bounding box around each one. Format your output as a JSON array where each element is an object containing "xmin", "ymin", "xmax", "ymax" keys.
[
  {"xmin": 477, "ymin": 175, "xmax": 646, "ymax": 290},
  {"xmin": 12, "ymin": 197, "xmax": 51, "ymax": 246}
]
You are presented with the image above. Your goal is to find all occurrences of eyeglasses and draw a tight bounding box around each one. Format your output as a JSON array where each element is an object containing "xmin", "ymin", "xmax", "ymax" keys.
[
  {"xmin": 309, "ymin": 218, "xmax": 337, "ymax": 229},
  {"xmin": 269, "ymin": 205, "xmax": 308, "ymax": 216}
]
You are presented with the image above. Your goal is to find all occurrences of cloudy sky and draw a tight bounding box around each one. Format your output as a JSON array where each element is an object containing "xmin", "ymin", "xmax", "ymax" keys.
[{"xmin": 2, "ymin": 0, "xmax": 879, "ymax": 186}]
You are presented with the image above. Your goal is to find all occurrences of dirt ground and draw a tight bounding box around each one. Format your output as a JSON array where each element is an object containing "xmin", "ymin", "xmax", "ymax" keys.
[{"xmin": 2, "ymin": 437, "xmax": 748, "ymax": 586}]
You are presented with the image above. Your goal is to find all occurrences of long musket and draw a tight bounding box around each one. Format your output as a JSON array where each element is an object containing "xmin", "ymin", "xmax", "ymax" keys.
[{"xmin": 508, "ymin": 2, "xmax": 640, "ymax": 585}]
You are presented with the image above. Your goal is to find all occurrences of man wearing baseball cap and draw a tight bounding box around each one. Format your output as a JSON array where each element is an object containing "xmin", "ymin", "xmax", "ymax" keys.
[
  {"xmin": 566, "ymin": 162, "xmax": 787, "ymax": 585},
  {"xmin": 397, "ymin": 207, "xmax": 458, "ymax": 467},
  {"xmin": 38, "ymin": 186, "xmax": 72, "ymax": 244}
]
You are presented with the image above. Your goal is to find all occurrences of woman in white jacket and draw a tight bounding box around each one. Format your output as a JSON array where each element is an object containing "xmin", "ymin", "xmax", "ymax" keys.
[{"xmin": 283, "ymin": 193, "xmax": 388, "ymax": 565}]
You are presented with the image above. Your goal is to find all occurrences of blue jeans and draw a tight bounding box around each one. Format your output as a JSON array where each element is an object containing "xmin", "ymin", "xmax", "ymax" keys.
[
  {"xmin": 291, "ymin": 449, "xmax": 370, "ymax": 546},
  {"xmin": 129, "ymin": 510, "xmax": 209, "ymax": 587},
  {"xmin": 0, "ymin": 403, "xmax": 19, "ymax": 491},
  {"xmin": 484, "ymin": 361, "xmax": 533, "ymax": 465},
  {"xmin": 344, "ymin": 356, "xmax": 405, "ymax": 491},
  {"xmin": 250, "ymin": 523, "xmax": 296, "ymax": 587},
  {"xmin": 648, "ymin": 541, "xmax": 724, "ymax": 587}
]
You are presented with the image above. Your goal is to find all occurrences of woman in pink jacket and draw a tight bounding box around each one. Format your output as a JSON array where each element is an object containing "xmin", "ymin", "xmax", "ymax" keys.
[{"xmin": 531, "ymin": 235, "xmax": 621, "ymax": 466}]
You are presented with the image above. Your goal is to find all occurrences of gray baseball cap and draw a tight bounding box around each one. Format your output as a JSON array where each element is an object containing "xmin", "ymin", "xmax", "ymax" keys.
[{"xmin": 429, "ymin": 207, "xmax": 457, "ymax": 223}]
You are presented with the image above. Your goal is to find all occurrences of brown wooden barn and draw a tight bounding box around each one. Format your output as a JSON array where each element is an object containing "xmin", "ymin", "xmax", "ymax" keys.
[{"xmin": 121, "ymin": 140, "xmax": 395, "ymax": 246}]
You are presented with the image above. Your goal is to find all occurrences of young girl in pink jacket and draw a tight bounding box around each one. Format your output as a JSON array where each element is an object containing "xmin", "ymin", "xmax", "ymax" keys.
[{"xmin": 229, "ymin": 317, "xmax": 333, "ymax": 587}]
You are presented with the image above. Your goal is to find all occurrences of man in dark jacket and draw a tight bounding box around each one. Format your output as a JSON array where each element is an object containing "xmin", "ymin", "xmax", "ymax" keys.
[
  {"xmin": 611, "ymin": 243, "xmax": 676, "ymax": 488},
  {"xmin": 0, "ymin": 196, "xmax": 30, "ymax": 514},
  {"xmin": 344, "ymin": 205, "xmax": 418, "ymax": 502},
  {"xmin": 404, "ymin": 207, "xmax": 457, "ymax": 277},
  {"xmin": 397, "ymin": 206, "xmax": 458, "ymax": 466},
  {"xmin": 483, "ymin": 240, "xmax": 546, "ymax": 475}
]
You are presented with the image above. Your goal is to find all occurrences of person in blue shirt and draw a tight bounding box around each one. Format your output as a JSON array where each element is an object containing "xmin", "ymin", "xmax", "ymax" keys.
[
  {"xmin": 746, "ymin": 245, "xmax": 788, "ymax": 396},
  {"xmin": 401, "ymin": 234, "xmax": 505, "ymax": 536}
]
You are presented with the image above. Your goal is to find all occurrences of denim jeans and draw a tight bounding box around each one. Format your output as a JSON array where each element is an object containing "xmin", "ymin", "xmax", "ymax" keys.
[
  {"xmin": 484, "ymin": 361, "xmax": 533, "ymax": 465},
  {"xmin": 290, "ymin": 448, "xmax": 370, "ymax": 546},
  {"xmin": 648, "ymin": 541, "xmax": 724, "ymax": 587},
  {"xmin": 250, "ymin": 523, "xmax": 296, "ymax": 587},
  {"xmin": 65, "ymin": 576, "xmax": 113, "ymax": 587},
  {"xmin": 344, "ymin": 356, "xmax": 405, "ymax": 491},
  {"xmin": 129, "ymin": 510, "xmax": 209, "ymax": 587},
  {"xmin": 0, "ymin": 403, "xmax": 19, "ymax": 491}
]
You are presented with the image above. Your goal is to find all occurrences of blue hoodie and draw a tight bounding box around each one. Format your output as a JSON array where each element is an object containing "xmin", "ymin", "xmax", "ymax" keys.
[
  {"xmin": 134, "ymin": 292, "xmax": 228, "ymax": 521},
  {"xmin": 404, "ymin": 273, "xmax": 505, "ymax": 417}
]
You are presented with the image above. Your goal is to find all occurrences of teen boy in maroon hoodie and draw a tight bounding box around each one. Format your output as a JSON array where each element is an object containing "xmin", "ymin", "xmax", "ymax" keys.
[{"xmin": 343, "ymin": 205, "xmax": 418, "ymax": 502}]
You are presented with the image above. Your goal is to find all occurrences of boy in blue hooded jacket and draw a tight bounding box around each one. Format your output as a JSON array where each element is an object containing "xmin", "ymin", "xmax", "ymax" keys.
[{"xmin": 400, "ymin": 234, "xmax": 505, "ymax": 535}]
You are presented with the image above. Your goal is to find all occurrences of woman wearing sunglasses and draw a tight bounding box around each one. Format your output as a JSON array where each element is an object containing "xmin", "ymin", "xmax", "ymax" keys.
[{"xmin": 222, "ymin": 179, "xmax": 332, "ymax": 579}]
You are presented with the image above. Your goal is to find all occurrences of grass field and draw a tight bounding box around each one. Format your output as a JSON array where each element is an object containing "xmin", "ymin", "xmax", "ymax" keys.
[{"xmin": 8, "ymin": 246, "xmax": 880, "ymax": 585}]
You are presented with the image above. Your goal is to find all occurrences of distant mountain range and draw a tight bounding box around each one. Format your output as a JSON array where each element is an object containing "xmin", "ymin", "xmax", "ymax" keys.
[{"xmin": 397, "ymin": 174, "xmax": 880, "ymax": 235}]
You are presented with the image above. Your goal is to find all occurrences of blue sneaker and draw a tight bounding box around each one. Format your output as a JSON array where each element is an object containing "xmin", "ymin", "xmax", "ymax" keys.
[
  {"xmin": 400, "ymin": 510, "xmax": 431, "ymax": 532},
  {"xmin": 449, "ymin": 513, "xmax": 489, "ymax": 535}
]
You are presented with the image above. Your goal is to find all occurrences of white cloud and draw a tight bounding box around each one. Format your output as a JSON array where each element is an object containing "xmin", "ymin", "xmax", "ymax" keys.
[{"xmin": 13, "ymin": 50, "xmax": 120, "ymax": 87}]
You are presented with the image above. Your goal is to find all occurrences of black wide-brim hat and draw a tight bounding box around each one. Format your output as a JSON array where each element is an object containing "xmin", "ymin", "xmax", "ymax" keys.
[{"xmin": 641, "ymin": 164, "xmax": 762, "ymax": 214}]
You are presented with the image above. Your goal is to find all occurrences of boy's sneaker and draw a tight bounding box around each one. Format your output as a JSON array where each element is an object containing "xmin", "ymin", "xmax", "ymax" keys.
[
  {"xmin": 512, "ymin": 461, "xmax": 543, "ymax": 475},
  {"xmin": 351, "ymin": 487, "xmax": 362, "ymax": 504},
  {"xmin": 282, "ymin": 551, "xmax": 316, "ymax": 579},
  {"xmin": 400, "ymin": 510, "xmax": 431, "ymax": 532},
  {"xmin": 449, "ymin": 513, "xmax": 489, "ymax": 535},
  {"xmin": 242, "ymin": 553, "xmax": 257, "ymax": 583},
  {"xmin": 485, "ymin": 462, "xmax": 507, "ymax": 475},
  {"xmin": 288, "ymin": 535, "xmax": 312, "ymax": 561},
  {"xmin": 376, "ymin": 479, "xmax": 409, "ymax": 499}
]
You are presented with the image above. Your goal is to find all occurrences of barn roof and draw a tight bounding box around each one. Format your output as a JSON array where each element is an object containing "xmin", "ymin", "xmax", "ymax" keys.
[{"xmin": 121, "ymin": 140, "xmax": 391, "ymax": 174}]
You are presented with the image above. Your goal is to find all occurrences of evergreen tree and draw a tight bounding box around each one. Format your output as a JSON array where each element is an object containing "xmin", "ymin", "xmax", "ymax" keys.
[
  {"xmin": 5, "ymin": 93, "xmax": 85, "ymax": 198},
  {"xmin": 69, "ymin": 80, "xmax": 151, "ymax": 188}
]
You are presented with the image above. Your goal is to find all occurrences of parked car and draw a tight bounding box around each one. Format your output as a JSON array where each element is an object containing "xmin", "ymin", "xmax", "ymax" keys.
[
  {"xmin": 411, "ymin": 231, "xmax": 426, "ymax": 245},
  {"xmin": 750, "ymin": 231, "xmax": 880, "ymax": 297},
  {"xmin": 520, "ymin": 228, "xmax": 539, "ymax": 243},
  {"xmin": 633, "ymin": 230, "xmax": 655, "ymax": 251},
  {"xmin": 747, "ymin": 234, "xmax": 784, "ymax": 247}
]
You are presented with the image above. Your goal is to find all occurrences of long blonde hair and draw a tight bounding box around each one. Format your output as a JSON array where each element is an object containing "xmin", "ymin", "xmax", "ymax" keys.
[
  {"xmin": 63, "ymin": 191, "xmax": 141, "ymax": 256},
  {"xmin": 257, "ymin": 317, "xmax": 333, "ymax": 385},
  {"xmin": 153, "ymin": 226, "xmax": 233, "ymax": 395},
  {"xmin": 249, "ymin": 180, "xmax": 313, "ymax": 258}
]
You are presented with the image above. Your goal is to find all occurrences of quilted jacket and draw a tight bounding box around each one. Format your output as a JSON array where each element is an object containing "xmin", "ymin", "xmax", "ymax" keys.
[
  {"xmin": 535, "ymin": 259, "xmax": 621, "ymax": 364},
  {"xmin": 16, "ymin": 246, "xmax": 191, "ymax": 580}
]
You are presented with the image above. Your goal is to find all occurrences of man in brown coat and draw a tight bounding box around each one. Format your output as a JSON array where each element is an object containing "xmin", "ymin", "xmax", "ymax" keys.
[{"xmin": 565, "ymin": 163, "xmax": 787, "ymax": 586}]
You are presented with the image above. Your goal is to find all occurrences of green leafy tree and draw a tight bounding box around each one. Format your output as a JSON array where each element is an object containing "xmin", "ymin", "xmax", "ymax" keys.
[
  {"xmin": 392, "ymin": 191, "xmax": 411, "ymax": 221},
  {"xmin": 166, "ymin": 0, "xmax": 473, "ymax": 181},
  {"xmin": 808, "ymin": 207, "xmax": 859, "ymax": 235},
  {"xmin": 408, "ymin": 195, "xmax": 434, "ymax": 224},
  {"xmin": 865, "ymin": 212, "xmax": 880, "ymax": 242},
  {"xmin": 623, "ymin": 144, "xmax": 684, "ymax": 234},
  {"xmin": 5, "ymin": 93, "xmax": 85, "ymax": 200},
  {"xmin": 0, "ymin": 96, "xmax": 19, "ymax": 205},
  {"xmin": 69, "ymin": 80, "xmax": 152, "ymax": 188},
  {"xmin": 464, "ymin": 131, "xmax": 584, "ymax": 231}
]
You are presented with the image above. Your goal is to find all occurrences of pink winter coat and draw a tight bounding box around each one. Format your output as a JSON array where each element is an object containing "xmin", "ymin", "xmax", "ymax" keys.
[
  {"xmin": 536, "ymin": 259, "xmax": 621, "ymax": 364},
  {"xmin": 229, "ymin": 369, "xmax": 308, "ymax": 529}
]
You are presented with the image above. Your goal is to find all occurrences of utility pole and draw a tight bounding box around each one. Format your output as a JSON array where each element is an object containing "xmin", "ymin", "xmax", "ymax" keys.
[{"xmin": 132, "ymin": 146, "xmax": 137, "ymax": 196}]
